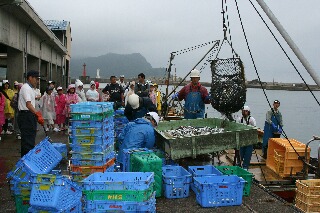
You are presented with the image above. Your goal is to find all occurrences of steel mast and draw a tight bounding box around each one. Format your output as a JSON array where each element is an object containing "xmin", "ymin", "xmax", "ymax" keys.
[{"xmin": 256, "ymin": 0, "xmax": 320, "ymax": 87}]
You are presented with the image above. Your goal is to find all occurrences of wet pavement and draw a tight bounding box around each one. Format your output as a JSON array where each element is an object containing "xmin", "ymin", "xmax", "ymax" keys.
[{"xmin": 0, "ymin": 128, "xmax": 301, "ymax": 212}]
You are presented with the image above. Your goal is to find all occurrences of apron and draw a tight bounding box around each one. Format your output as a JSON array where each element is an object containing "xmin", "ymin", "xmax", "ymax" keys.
[
  {"xmin": 184, "ymin": 86, "xmax": 205, "ymax": 119},
  {"xmin": 262, "ymin": 110, "xmax": 281, "ymax": 150}
]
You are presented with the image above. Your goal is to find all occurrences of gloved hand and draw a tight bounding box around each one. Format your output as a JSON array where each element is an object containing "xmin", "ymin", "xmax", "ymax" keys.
[
  {"xmin": 278, "ymin": 126, "xmax": 283, "ymax": 134},
  {"xmin": 172, "ymin": 93, "xmax": 179, "ymax": 100},
  {"xmin": 35, "ymin": 111, "xmax": 44, "ymax": 126},
  {"xmin": 204, "ymin": 95, "xmax": 211, "ymax": 102},
  {"xmin": 271, "ymin": 123, "xmax": 277, "ymax": 130}
]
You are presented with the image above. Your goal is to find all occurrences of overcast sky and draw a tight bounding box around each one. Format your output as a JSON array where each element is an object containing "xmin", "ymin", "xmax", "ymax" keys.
[{"xmin": 27, "ymin": 0, "xmax": 320, "ymax": 84}]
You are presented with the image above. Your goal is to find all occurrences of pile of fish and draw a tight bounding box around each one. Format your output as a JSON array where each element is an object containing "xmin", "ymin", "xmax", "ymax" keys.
[{"xmin": 162, "ymin": 126, "xmax": 224, "ymax": 138}]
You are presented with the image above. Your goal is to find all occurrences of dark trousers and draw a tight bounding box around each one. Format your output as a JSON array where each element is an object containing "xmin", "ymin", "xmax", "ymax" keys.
[{"xmin": 18, "ymin": 111, "xmax": 37, "ymax": 157}]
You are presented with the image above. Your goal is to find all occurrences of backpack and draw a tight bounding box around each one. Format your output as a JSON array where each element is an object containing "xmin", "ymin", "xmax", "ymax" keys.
[{"xmin": 10, "ymin": 93, "xmax": 19, "ymax": 110}]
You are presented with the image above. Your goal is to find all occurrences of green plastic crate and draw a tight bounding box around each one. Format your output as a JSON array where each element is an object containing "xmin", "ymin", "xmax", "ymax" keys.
[
  {"xmin": 14, "ymin": 195, "xmax": 30, "ymax": 213},
  {"xmin": 130, "ymin": 152, "xmax": 162, "ymax": 197},
  {"xmin": 215, "ymin": 166, "xmax": 253, "ymax": 196},
  {"xmin": 83, "ymin": 186, "xmax": 154, "ymax": 202}
]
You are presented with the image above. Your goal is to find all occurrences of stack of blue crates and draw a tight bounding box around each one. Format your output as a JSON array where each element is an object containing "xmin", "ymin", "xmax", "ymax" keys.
[
  {"xmin": 6, "ymin": 137, "xmax": 62, "ymax": 213},
  {"xmin": 69, "ymin": 102, "xmax": 115, "ymax": 181},
  {"xmin": 82, "ymin": 172, "xmax": 156, "ymax": 212},
  {"xmin": 114, "ymin": 109, "xmax": 129, "ymax": 138}
]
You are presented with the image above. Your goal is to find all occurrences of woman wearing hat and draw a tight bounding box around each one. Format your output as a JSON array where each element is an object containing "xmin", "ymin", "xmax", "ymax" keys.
[
  {"xmin": 86, "ymin": 81, "xmax": 99, "ymax": 102},
  {"xmin": 2, "ymin": 80, "xmax": 15, "ymax": 134},
  {"xmin": 65, "ymin": 84, "xmax": 80, "ymax": 125},
  {"xmin": 40, "ymin": 86, "xmax": 57, "ymax": 132}
]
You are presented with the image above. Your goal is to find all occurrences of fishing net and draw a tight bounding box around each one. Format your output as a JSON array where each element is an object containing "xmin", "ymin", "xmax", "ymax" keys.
[{"xmin": 210, "ymin": 58, "xmax": 246, "ymax": 114}]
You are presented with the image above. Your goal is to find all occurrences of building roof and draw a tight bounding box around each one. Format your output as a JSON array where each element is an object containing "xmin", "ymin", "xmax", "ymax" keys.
[{"xmin": 44, "ymin": 20, "xmax": 69, "ymax": 31}]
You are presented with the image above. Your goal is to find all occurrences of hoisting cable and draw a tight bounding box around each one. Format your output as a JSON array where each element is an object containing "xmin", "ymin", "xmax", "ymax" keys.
[
  {"xmin": 223, "ymin": 0, "xmax": 237, "ymax": 58},
  {"xmin": 234, "ymin": 0, "xmax": 269, "ymax": 182},
  {"xmin": 165, "ymin": 40, "xmax": 220, "ymax": 99},
  {"xmin": 163, "ymin": 40, "xmax": 220, "ymax": 118},
  {"xmin": 235, "ymin": 0, "xmax": 310, "ymax": 174},
  {"xmin": 248, "ymin": 0, "xmax": 320, "ymax": 107},
  {"xmin": 247, "ymin": 0, "xmax": 320, "ymax": 167}
]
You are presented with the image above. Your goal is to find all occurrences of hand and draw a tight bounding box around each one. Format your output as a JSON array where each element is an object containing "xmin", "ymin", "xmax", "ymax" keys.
[
  {"xmin": 172, "ymin": 93, "xmax": 179, "ymax": 100},
  {"xmin": 35, "ymin": 111, "xmax": 44, "ymax": 126},
  {"xmin": 271, "ymin": 123, "xmax": 277, "ymax": 130},
  {"xmin": 278, "ymin": 127, "xmax": 283, "ymax": 134},
  {"xmin": 204, "ymin": 95, "xmax": 211, "ymax": 102}
]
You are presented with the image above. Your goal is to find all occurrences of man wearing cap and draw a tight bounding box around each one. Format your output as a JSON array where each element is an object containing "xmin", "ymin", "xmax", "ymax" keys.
[
  {"xmin": 172, "ymin": 69, "xmax": 211, "ymax": 119},
  {"xmin": 117, "ymin": 75, "xmax": 128, "ymax": 91},
  {"xmin": 102, "ymin": 76, "xmax": 124, "ymax": 109},
  {"xmin": 118, "ymin": 111, "xmax": 159, "ymax": 168},
  {"xmin": 124, "ymin": 94, "xmax": 157, "ymax": 121},
  {"xmin": 18, "ymin": 70, "xmax": 44, "ymax": 157},
  {"xmin": 262, "ymin": 100, "xmax": 283, "ymax": 159}
]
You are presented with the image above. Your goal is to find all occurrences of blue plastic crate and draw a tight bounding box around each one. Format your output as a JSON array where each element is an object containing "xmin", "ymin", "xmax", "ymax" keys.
[
  {"xmin": 30, "ymin": 174, "xmax": 82, "ymax": 212},
  {"xmin": 84, "ymin": 192, "xmax": 156, "ymax": 212},
  {"xmin": 10, "ymin": 179, "xmax": 32, "ymax": 195},
  {"xmin": 69, "ymin": 142, "xmax": 113, "ymax": 153},
  {"xmin": 106, "ymin": 165, "xmax": 115, "ymax": 172},
  {"xmin": 71, "ymin": 151, "xmax": 115, "ymax": 166},
  {"xmin": 71, "ymin": 126, "xmax": 114, "ymax": 137},
  {"xmin": 71, "ymin": 117, "xmax": 114, "ymax": 129},
  {"xmin": 70, "ymin": 102, "xmax": 113, "ymax": 113},
  {"xmin": 28, "ymin": 200, "xmax": 82, "ymax": 213},
  {"xmin": 52, "ymin": 143, "xmax": 68, "ymax": 159},
  {"xmin": 70, "ymin": 145, "xmax": 114, "ymax": 161},
  {"xmin": 193, "ymin": 175, "xmax": 246, "ymax": 207},
  {"xmin": 162, "ymin": 166, "xmax": 192, "ymax": 199},
  {"xmin": 69, "ymin": 132, "xmax": 113, "ymax": 145},
  {"xmin": 7, "ymin": 137, "xmax": 62, "ymax": 181},
  {"xmin": 188, "ymin": 165, "xmax": 223, "ymax": 192},
  {"xmin": 82, "ymin": 172, "xmax": 154, "ymax": 191}
]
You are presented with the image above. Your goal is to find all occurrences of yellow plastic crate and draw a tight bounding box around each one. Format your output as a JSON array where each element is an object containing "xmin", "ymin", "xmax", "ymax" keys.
[
  {"xmin": 296, "ymin": 179, "xmax": 320, "ymax": 196},
  {"xmin": 295, "ymin": 191, "xmax": 320, "ymax": 205},
  {"xmin": 295, "ymin": 198, "xmax": 320, "ymax": 213},
  {"xmin": 266, "ymin": 138, "xmax": 310, "ymax": 177}
]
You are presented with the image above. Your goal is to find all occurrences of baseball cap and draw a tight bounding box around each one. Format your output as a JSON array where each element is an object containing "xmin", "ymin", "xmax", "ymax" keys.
[
  {"xmin": 57, "ymin": 86, "xmax": 63, "ymax": 90},
  {"xmin": 120, "ymin": 75, "xmax": 124, "ymax": 78},
  {"xmin": 274, "ymin": 100, "xmax": 280, "ymax": 104},
  {"xmin": 48, "ymin": 80, "xmax": 55, "ymax": 84},
  {"xmin": 27, "ymin": 70, "xmax": 40, "ymax": 78}
]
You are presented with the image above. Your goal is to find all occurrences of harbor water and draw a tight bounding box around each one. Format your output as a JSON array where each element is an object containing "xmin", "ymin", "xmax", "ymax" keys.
[
  {"xmin": 158, "ymin": 85, "xmax": 320, "ymax": 157},
  {"xmin": 91, "ymin": 83, "xmax": 320, "ymax": 157}
]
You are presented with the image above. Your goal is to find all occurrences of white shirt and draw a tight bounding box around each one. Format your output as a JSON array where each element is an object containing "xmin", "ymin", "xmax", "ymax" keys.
[
  {"xmin": 86, "ymin": 89, "xmax": 99, "ymax": 101},
  {"xmin": 237, "ymin": 115, "xmax": 256, "ymax": 126},
  {"xmin": 18, "ymin": 83, "xmax": 36, "ymax": 110}
]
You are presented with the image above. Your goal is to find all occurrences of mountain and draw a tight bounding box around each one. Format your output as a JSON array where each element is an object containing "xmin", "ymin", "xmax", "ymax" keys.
[{"xmin": 70, "ymin": 53, "xmax": 165, "ymax": 78}]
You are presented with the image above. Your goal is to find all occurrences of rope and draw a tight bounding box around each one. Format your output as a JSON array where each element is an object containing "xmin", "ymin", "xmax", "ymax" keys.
[
  {"xmin": 235, "ymin": 0, "xmax": 309, "ymax": 167},
  {"xmin": 247, "ymin": 0, "xmax": 320, "ymax": 107}
]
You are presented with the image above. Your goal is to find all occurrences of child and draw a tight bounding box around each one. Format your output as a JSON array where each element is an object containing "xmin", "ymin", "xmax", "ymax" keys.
[
  {"xmin": 65, "ymin": 84, "xmax": 80, "ymax": 126},
  {"xmin": 0, "ymin": 90, "xmax": 5, "ymax": 141},
  {"xmin": 101, "ymin": 90, "xmax": 110, "ymax": 102},
  {"xmin": 40, "ymin": 86, "xmax": 57, "ymax": 131},
  {"xmin": 55, "ymin": 86, "xmax": 66, "ymax": 131},
  {"xmin": 11, "ymin": 83, "xmax": 23, "ymax": 139}
]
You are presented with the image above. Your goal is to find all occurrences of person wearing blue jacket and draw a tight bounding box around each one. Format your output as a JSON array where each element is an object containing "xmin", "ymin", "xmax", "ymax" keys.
[
  {"xmin": 262, "ymin": 100, "xmax": 283, "ymax": 159},
  {"xmin": 124, "ymin": 94, "xmax": 157, "ymax": 121},
  {"xmin": 118, "ymin": 112, "xmax": 160, "ymax": 167}
]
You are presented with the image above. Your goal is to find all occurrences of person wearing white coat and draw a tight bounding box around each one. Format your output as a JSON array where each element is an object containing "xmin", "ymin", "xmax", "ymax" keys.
[
  {"xmin": 75, "ymin": 79, "xmax": 87, "ymax": 102},
  {"xmin": 86, "ymin": 81, "xmax": 99, "ymax": 102}
]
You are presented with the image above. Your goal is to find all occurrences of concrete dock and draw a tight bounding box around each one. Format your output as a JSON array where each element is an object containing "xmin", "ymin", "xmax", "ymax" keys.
[{"xmin": 0, "ymin": 129, "xmax": 301, "ymax": 212}]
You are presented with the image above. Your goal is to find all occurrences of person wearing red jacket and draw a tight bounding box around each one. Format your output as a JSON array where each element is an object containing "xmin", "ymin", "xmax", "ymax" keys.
[{"xmin": 173, "ymin": 69, "xmax": 211, "ymax": 119}]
